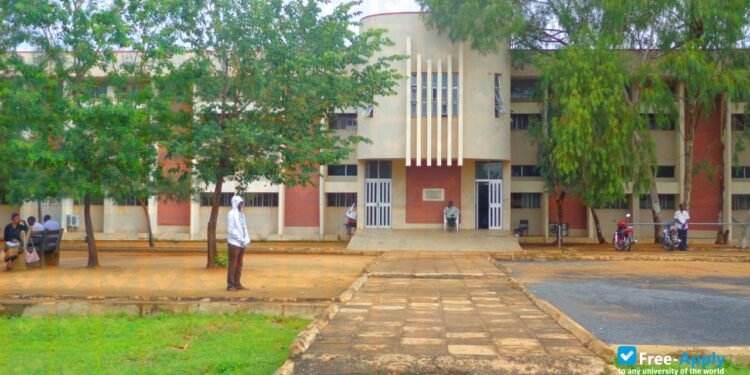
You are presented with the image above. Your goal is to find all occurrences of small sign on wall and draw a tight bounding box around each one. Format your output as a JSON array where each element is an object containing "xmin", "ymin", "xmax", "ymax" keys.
[{"xmin": 423, "ymin": 188, "xmax": 445, "ymax": 202}]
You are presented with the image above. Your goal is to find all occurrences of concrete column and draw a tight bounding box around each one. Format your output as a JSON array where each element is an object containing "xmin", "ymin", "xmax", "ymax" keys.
[
  {"xmin": 458, "ymin": 43, "xmax": 464, "ymax": 166},
  {"xmin": 427, "ymin": 59, "xmax": 432, "ymax": 166},
  {"xmin": 502, "ymin": 160, "xmax": 511, "ymax": 230},
  {"xmin": 61, "ymin": 198, "xmax": 74, "ymax": 229},
  {"xmin": 103, "ymin": 198, "xmax": 115, "ymax": 234},
  {"xmin": 357, "ymin": 160, "xmax": 366, "ymax": 230},
  {"xmin": 416, "ymin": 54, "xmax": 422, "ymax": 166},
  {"xmin": 447, "ymin": 56, "xmax": 453, "ymax": 166},
  {"xmin": 189, "ymin": 194, "xmax": 200, "ymax": 239},
  {"xmin": 277, "ymin": 184, "xmax": 285, "ymax": 237},
  {"xmin": 319, "ymin": 167, "xmax": 326, "ymax": 240},
  {"xmin": 437, "ymin": 60, "xmax": 443, "ymax": 166},
  {"xmin": 148, "ymin": 197, "xmax": 158, "ymax": 235},
  {"xmin": 405, "ymin": 37, "xmax": 412, "ymax": 167}
]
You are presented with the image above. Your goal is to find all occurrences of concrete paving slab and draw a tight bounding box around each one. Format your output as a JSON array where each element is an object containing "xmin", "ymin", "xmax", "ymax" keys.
[{"xmin": 348, "ymin": 229, "xmax": 522, "ymax": 252}]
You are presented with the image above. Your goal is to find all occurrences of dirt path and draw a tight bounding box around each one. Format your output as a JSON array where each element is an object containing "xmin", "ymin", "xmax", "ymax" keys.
[{"xmin": 0, "ymin": 252, "xmax": 373, "ymax": 300}]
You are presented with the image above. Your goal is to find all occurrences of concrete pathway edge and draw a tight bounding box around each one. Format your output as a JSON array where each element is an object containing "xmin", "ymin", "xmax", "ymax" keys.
[
  {"xmin": 488, "ymin": 257, "xmax": 750, "ymax": 369},
  {"xmin": 275, "ymin": 253, "xmax": 388, "ymax": 375}
]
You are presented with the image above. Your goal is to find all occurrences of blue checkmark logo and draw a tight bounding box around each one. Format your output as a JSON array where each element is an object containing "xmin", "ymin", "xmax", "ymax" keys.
[{"xmin": 618, "ymin": 346, "xmax": 637, "ymax": 365}]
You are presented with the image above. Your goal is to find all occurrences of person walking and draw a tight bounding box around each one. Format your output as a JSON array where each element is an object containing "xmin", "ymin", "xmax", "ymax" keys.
[
  {"xmin": 226, "ymin": 195, "xmax": 250, "ymax": 292},
  {"xmin": 674, "ymin": 204, "xmax": 690, "ymax": 251}
]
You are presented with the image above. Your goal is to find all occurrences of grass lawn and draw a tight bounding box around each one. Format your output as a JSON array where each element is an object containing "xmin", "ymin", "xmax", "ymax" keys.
[{"xmin": 0, "ymin": 314, "xmax": 309, "ymax": 375}]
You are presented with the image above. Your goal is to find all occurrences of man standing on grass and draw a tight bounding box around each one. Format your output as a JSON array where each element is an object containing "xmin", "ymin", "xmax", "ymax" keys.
[
  {"xmin": 226, "ymin": 195, "xmax": 250, "ymax": 291},
  {"xmin": 674, "ymin": 203, "xmax": 690, "ymax": 251}
]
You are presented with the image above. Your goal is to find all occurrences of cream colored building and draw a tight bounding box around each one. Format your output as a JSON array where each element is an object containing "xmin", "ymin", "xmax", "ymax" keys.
[{"xmin": 4, "ymin": 12, "xmax": 749, "ymax": 244}]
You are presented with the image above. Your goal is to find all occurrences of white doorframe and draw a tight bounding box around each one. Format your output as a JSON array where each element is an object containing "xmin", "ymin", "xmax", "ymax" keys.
[
  {"xmin": 365, "ymin": 178, "xmax": 392, "ymax": 228},
  {"xmin": 475, "ymin": 179, "xmax": 503, "ymax": 230}
]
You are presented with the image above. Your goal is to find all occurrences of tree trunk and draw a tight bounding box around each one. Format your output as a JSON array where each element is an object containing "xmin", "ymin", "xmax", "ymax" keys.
[
  {"xmin": 589, "ymin": 207, "xmax": 606, "ymax": 244},
  {"xmin": 555, "ymin": 191, "xmax": 566, "ymax": 248},
  {"xmin": 206, "ymin": 178, "xmax": 224, "ymax": 268},
  {"xmin": 648, "ymin": 171, "xmax": 662, "ymax": 244},
  {"xmin": 84, "ymin": 194, "xmax": 99, "ymax": 267},
  {"xmin": 37, "ymin": 200, "xmax": 43, "ymax": 222},
  {"xmin": 140, "ymin": 198, "xmax": 154, "ymax": 248}
]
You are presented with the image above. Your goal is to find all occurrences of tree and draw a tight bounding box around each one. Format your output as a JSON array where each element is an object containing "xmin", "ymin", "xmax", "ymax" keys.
[
  {"xmin": 420, "ymin": 0, "xmax": 750, "ymax": 244},
  {"xmin": 106, "ymin": 0, "xmax": 190, "ymax": 247},
  {"xmin": 3, "ymin": 0, "xmax": 180, "ymax": 266},
  {"xmin": 171, "ymin": 0, "xmax": 401, "ymax": 267}
]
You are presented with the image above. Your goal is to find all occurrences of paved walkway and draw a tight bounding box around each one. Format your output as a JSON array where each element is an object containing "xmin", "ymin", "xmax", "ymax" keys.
[
  {"xmin": 293, "ymin": 253, "xmax": 605, "ymax": 374},
  {"xmin": 347, "ymin": 229, "xmax": 523, "ymax": 252}
]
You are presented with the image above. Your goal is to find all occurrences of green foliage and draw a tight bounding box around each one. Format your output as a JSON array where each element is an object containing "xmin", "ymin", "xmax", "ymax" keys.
[
  {"xmin": 535, "ymin": 47, "xmax": 653, "ymax": 208},
  {"xmin": 0, "ymin": 314, "xmax": 309, "ymax": 374}
]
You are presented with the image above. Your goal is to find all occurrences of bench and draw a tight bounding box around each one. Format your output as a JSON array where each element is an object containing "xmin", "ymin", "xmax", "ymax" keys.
[{"xmin": 15, "ymin": 230, "xmax": 63, "ymax": 270}]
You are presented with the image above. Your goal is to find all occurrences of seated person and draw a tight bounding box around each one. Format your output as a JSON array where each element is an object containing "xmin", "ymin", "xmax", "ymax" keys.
[
  {"xmin": 4, "ymin": 213, "xmax": 28, "ymax": 271},
  {"xmin": 27, "ymin": 216, "xmax": 45, "ymax": 247},
  {"xmin": 443, "ymin": 201, "xmax": 460, "ymax": 230},
  {"xmin": 43, "ymin": 215, "xmax": 61, "ymax": 231},
  {"xmin": 345, "ymin": 204, "xmax": 357, "ymax": 236}
]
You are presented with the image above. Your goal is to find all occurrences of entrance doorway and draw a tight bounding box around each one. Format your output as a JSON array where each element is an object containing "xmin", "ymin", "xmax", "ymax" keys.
[{"xmin": 476, "ymin": 180, "xmax": 503, "ymax": 230}]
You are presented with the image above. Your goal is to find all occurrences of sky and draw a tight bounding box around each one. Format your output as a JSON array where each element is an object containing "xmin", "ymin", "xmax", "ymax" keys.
[{"xmin": 322, "ymin": 0, "xmax": 421, "ymax": 20}]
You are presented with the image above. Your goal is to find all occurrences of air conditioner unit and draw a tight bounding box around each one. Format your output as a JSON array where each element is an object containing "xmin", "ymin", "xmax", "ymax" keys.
[{"xmin": 66, "ymin": 215, "xmax": 80, "ymax": 229}]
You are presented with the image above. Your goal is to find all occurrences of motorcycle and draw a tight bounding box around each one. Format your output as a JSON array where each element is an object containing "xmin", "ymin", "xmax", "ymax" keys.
[
  {"xmin": 661, "ymin": 221, "xmax": 680, "ymax": 251},
  {"xmin": 613, "ymin": 213, "xmax": 635, "ymax": 251}
]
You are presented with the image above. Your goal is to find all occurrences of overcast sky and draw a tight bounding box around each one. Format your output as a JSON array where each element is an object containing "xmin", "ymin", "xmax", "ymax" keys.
[{"xmin": 323, "ymin": 0, "xmax": 421, "ymax": 19}]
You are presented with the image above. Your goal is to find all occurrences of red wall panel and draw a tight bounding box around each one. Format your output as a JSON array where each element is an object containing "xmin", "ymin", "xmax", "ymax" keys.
[{"xmin": 405, "ymin": 165, "xmax": 461, "ymax": 224}]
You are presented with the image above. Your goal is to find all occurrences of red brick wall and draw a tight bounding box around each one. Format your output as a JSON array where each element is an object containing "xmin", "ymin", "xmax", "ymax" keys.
[
  {"xmin": 284, "ymin": 175, "xmax": 320, "ymax": 227},
  {"xmin": 689, "ymin": 104, "xmax": 722, "ymax": 227},
  {"xmin": 157, "ymin": 146, "xmax": 190, "ymax": 226},
  {"xmin": 406, "ymin": 165, "xmax": 461, "ymax": 224},
  {"xmin": 548, "ymin": 195, "xmax": 587, "ymax": 230}
]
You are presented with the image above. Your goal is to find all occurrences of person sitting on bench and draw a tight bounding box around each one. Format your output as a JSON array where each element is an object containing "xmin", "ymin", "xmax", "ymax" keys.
[
  {"xmin": 4, "ymin": 213, "xmax": 28, "ymax": 271},
  {"xmin": 443, "ymin": 201, "xmax": 460, "ymax": 231}
]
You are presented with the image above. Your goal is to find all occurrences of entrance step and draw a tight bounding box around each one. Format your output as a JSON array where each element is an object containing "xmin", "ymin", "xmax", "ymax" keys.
[{"xmin": 347, "ymin": 229, "xmax": 522, "ymax": 252}]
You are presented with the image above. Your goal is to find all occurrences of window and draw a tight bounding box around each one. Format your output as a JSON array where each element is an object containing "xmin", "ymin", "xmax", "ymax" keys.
[
  {"xmin": 640, "ymin": 194, "xmax": 676, "ymax": 210},
  {"xmin": 511, "ymin": 114, "xmax": 540, "ymax": 131},
  {"xmin": 476, "ymin": 161, "xmax": 502, "ymax": 180},
  {"xmin": 511, "ymin": 79, "xmax": 537, "ymax": 101},
  {"xmin": 330, "ymin": 114, "xmax": 357, "ymax": 130},
  {"xmin": 494, "ymin": 74, "xmax": 505, "ymax": 117},
  {"xmin": 244, "ymin": 193, "xmax": 279, "ymax": 207},
  {"xmin": 732, "ymin": 166, "xmax": 750, "ymax": 179},
  {"xmin": 732, "ymin": 114, "xmax": 747, "ymax": 131},
  {"xmin": 511, "ymin": 193, "xmax": 541, "ymax": 209},
  {"xmin": 654, "ymin": 166, "xmax": 675, "ymax": 178},
  {"xmin": 113, "ymin": 196, "xmax": 145, "ymax": 206},
  {"xmin": 452, "ymin": 73, "xmax": 459, "ymax": 115},
  {"xmin": 511, "ymin": 165, "xmax": 541, "ymax": 177},
  {"xmin": 732, "ymin": 195, "xmax": 750, "ymax": 210},
  {"xmin": 74, "ymin": 197, "xmax": 105, "ymax": 205},
  {"xmin": 410, "ymin": 73, "xmax": 459, "ymax": 117},
  {"xmin": 644, "ymin": 114, "xmax": 676, "ymax": 130},
  {"xmin": 366, "ymin": 160, "xmax": 392, "ymax": 179},
  {"xmin": 200, "ymin": 192, "xmax": 278, "ymax": 207},
  {"xmin": 327, "ymin": 193, "xmax": 356, "ymax": 207},
  {"xmin": 328, "ymin": 164, "xmax": 357, "ymax": 177},
  {"xmin": 90, "ymin": 84, "xmax": 108, "ymax": 99},
  {"xmin": 597, "ymin": 197, "xmax": 629, "ymax": 209}
]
